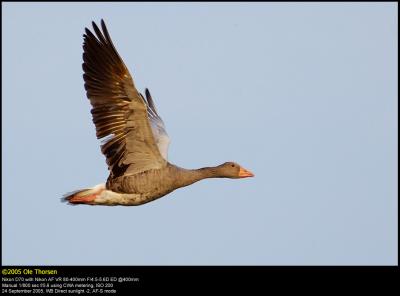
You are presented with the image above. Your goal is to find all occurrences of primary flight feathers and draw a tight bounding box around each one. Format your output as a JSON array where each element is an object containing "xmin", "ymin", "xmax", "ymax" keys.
[{"xmin": 82, "ymin": 19, "xmax": 170, "ymax": 178}]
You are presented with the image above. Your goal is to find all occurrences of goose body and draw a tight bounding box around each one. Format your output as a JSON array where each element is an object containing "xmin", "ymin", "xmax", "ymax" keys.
[{"xmin": 63, "ymin": 20, "xmax": 254, "ymax": 206}]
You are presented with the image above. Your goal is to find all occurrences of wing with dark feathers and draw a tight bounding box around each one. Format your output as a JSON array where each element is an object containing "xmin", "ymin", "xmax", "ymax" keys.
[{"xmin": 82, "ymin": 19, "xmax": 167, "ymax": 178}]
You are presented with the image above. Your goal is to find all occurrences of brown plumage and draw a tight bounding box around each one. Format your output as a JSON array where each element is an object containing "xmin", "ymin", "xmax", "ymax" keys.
[{"xmin": 63, "ymin": 19, "xmax": 254, "ymax": 206}]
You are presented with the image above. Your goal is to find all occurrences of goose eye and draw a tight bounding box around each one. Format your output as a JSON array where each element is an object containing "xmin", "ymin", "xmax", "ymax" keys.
[{"xmin": 231, "ymin": 164, "xmax": 235, "ymax": 167}]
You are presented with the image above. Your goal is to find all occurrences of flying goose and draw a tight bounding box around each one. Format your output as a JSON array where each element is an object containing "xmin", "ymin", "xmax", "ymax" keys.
[{"xmin": 63, "ymin": 19, "xmax": 254, "ymax": 206}]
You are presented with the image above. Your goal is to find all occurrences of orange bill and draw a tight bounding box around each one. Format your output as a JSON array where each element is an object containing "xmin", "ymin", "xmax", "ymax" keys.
[{"xmin": 238, "ymin": 167, "xmax": 255, "ymax": 178}]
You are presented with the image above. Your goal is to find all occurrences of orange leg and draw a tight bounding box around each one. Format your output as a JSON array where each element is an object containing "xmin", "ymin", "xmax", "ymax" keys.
[{"xmin": 69, "ymin": 193, "xmax": 97, "ymax": 204}]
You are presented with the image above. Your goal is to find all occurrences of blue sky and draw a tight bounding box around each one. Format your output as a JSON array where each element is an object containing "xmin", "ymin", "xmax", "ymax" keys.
[{"xmin": 2, "ymin": 2, "xmax": 397, "ymax": 265}]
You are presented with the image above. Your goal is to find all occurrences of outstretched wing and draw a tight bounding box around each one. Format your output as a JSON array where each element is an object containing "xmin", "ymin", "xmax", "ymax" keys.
[
  {"xmin": 82, "ymin": 19, "xmax": 167, "ymax": 178},
  {"xmin": 140, "ymin": 88, "xmax": 170, "ymax": 160}
]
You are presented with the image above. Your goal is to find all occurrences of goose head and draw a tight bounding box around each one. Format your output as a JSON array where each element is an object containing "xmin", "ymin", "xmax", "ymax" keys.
[{"xmin": 217, "ymin": 162, "xmax": 255, "ymax": 179}]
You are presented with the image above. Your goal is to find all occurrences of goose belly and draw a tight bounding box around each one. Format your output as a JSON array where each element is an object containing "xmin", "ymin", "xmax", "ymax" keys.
[{"xmin": 107, "ymin": 170, "xmax": 176, "ymax": 198}]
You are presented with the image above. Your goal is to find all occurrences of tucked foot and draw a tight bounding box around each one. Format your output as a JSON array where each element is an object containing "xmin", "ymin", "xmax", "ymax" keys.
[{"xmin": 62, "ymin": 184, "xmax": 105, "ymax": 205}]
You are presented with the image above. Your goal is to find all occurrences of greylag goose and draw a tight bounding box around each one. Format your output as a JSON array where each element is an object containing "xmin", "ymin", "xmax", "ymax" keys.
[{"xmin": 63, "ymin": 19, "xmax": 254, "ymax": 206}]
